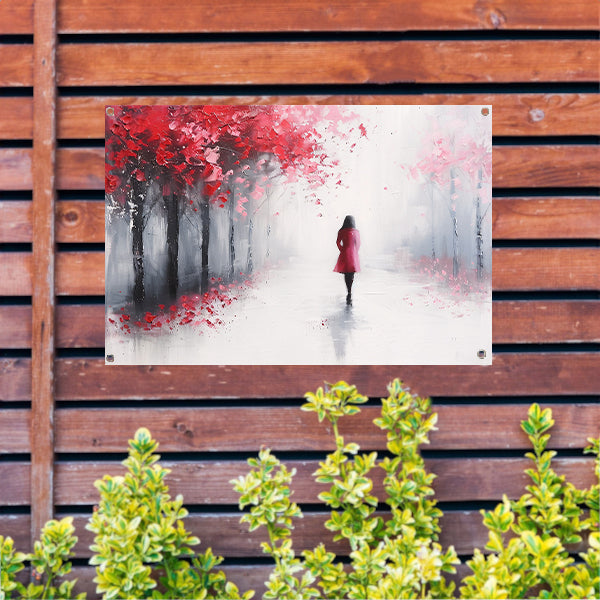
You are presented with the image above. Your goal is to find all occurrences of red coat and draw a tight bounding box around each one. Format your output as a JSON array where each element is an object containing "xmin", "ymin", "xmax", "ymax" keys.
[{"xmin": 333, "ymin": 228, "xmax": 360, "ymax": 273}]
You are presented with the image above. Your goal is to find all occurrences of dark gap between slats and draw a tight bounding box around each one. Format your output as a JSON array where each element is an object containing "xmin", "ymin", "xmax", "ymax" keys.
[
  {"xmin": 58, "ymin": 81, "xmax": 600, "ymax": 96},
  {"xmin": 0, "ymin": 89, "xmax": 33, "ymax": 97},
  {"xmin": 0, "ymin": 35, "xmax": 33, "ymax": 44},
  {"xmin": 52, "ymin": 446, "xmax": 591, "ymax": 463},
  {"xmin": 492, "ymin": 239, "xmax": 600, "ymax": 248},
  {"xmin": 0, "ymin": 243, "xmax": 32, "ymax": 252},
  {"xmin": 500, "ymin": 187, "xmax": 599, "ymax": 198},
  {"xmin": 57, "ymin": 295, "xmax": 105, "ymax": 305},
  {"xmin": 0, "ymin": 140, "xmax": 32, "ymax": 148},
  {"xmin": 0, "ymin": 296, "xmax": 32, "ymax": 305},
  {"xmin": 57, "ymin": 242, "xmax": 105, "ymax": 252},
  {"xmin": 58, "ymin": 190, "xmax": 104, "ymax": 201},
  {"xmin": 492, "ymin": 291, "xmax": 600, "ymax": 300},
  {"xmin": 493, "ymin": 343, "xmax": 600, "ymax": 353},
  {"xmin": 0, "ymin": 349, "xmax": 32, "ymax": 358},
  {"xmin": 0, "ymin": 192, "xmax": 33, "ymax": 201},
  {"xmin": 56, "ymin": 30, "xmax": 600, "ymax": 43},
  {"xmin": 493, "ymin": 135, "xmax": 600, "ymax": 146},
  {"xmin": 54, "ymin": 396, "xmax": 600, "ymax": 410}
]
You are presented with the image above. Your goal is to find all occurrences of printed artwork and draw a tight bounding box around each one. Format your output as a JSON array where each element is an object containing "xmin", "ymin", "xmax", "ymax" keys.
[{"xmin": 105, "ymin": 105, "xmax": 492, "ymax": 365}]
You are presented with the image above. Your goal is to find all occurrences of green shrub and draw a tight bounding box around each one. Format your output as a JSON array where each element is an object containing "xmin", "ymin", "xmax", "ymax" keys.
[
  {"xmin": 0, "ymin": 517, "xmax": 83, "ymax": 600},
  {"xmin": 233, "ymin": 379, "xmax": 599, "ymax": 600},
  {"xmin": 87, "ymin": 427, "xmax": 251, "ymax": 600},
  {"xmin": 1, "ymin": 381, "xmax": 598, "ymax": 600}
]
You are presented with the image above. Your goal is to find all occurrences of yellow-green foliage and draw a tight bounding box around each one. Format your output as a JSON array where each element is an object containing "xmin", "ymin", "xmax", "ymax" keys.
[
  {"xmin": 87, "ymin": 427, "xmax": 252, "ymax": 600},
  {"xmin": 234, "ymin": 381, "xmax": 599, "ymax": 600}
]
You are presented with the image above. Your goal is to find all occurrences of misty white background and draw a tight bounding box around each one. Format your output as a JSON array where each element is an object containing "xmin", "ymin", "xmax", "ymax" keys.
[{"xmin": 106, "ymin": 105, "xmax": 492, "ymax": 365}]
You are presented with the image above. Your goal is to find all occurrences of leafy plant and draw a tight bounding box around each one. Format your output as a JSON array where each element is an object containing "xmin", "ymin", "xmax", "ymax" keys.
[
  {"xmin": 87, "ymin": 427, "xmax": 251, "ymax": 600},
  {"xmin": 460, "ymin": 403, "xmax": 600, "ymax": 599},
  {"xmin": 0, "ymin": 517, "xmax": 82, "ymax": 600},
  {"xmin": 234, "ymin": 380, "xmax": 599, "ymax": 600},
  {"xmin": 234, "ymin": 380, "xmax": 459, "ymax": 599}
]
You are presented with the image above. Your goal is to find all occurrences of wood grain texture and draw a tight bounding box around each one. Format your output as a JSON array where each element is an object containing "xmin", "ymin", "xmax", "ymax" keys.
[
  {"xmin": 54, "ymin": 93, "xmax": 600, "ymax": 139},
  {"xmin": 0, "ymin": 253, "xmax": 32, "ymax": 295},
  {"xmin": 57, "ymin": 0, "xmax": 600, "ymax": 33},
  {"xmin": 493, "ymin": 197, "xmax": 600, "ymax": 240},
  {"xmin": 53, "ymin": 404, "xmax": 600, "ymax": 453},
  {"xmin": 56, "ymin": 41, "xmax": 599, "ymax": 87},
  {"xmin": 493, "ymin": 145, "xmax": 600, "ymax": 188},
  {"xmin": 493, "ymin": 248, "xmax": 599, "ymax": 291},
  {"xmin": 48, "ymin": 456, "xmax": 596, "ymax": 505},
  {"xmin": 0, "ymin": 45, "xmax": 33, "ymax": 86},
  {"xmin": 0, "ymin": 201, "xmax": 32, "ymax": 242},
  {"xmin": 1, "ymin": 299, "xmax": 592, "ymax": 349},
  {"xmin": 49, "ymin": 354, "xmax": 600, "ymax": 399},
  {"xmin": 0, "ymin": 149, "xmax": 33, "ymax": 190},
  {"xmin": 4, "ymin": 354, "xmax": 599, "ymax": 401},
  {"xmin": 1, "ymin": 508, "xmax": 587, "ymax": 558},
  {"xmin": 493, "ymin": 300, "xmax": 600, "ymax": 343},
  {"xmin": 4, "ymin": 0, "xmax": 598, "ymax": 34},
  {"xmin": 0, "ymin": 410, "xmax": 30, "ymax": 453},
  {"xmin": 31, "ymin": 0, "xmax": 58, "ymax": 544},
  {"xmin": 0, "ymin": 98, "xmax": 33, "ymax": 139},
  {"xmin": 56, "ymin": 200, "xmax": 105, "ymax": 243}
]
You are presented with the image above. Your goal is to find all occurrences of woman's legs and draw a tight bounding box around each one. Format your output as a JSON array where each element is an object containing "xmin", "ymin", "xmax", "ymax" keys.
[{"xmin": 344, "ymin": 273, "xmax": 354, "ymax": 303}]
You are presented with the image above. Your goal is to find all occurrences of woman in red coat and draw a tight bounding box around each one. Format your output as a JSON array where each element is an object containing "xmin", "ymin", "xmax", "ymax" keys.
[{"xmin": 333, "ymin": 215, "xmax": 360, "ymax": 304}]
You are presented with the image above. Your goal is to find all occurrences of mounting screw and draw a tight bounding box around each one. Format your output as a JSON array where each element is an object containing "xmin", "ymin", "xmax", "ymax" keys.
[
  {"xmin": 481, "ymin": 107, "xmax": 490, "ymax": 116},
  {"xmin": 106, "ymin": 107, "xmax": 114, "ymax": 116},
  {"xmin": 106, "ymin": 354, "xmax": 115, "ymax": 363},
  {"xmin": 477, "ymin": 350, "xmax": 487, "ymax": 359}
]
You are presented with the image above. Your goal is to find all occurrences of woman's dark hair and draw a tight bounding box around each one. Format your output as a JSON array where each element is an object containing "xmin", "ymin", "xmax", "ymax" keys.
[{"xmin": 341, "ymin": 215, "xmax": 356, "ymax": 229}]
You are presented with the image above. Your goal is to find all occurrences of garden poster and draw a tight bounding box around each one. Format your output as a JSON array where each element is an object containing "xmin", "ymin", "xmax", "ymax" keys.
[{"xmin": 105, "ymin": 105, "xmax": 492, "ymax": 365}]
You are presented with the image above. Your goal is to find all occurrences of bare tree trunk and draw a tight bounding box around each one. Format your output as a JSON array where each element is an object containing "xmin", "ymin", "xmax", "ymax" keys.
[
  {"xmin": 450, "ymin": 168, "xmax": 459, "ymax": 279},
  {"xmin": 228, "ymin": 189, "xmax": 235, "ymax": 281},
  {"xmin": 164, "ymin": 191, "xmax": 179, "ymax": 301},
  {"xmin": 475, "ymin": 167, "xmax": 484, "ymax": 281},
  {"xmin": 247, "ymin": 217, "xmax": 254, "ymax": 273},
  {"xmin": 200, "ymin": 197, "xmax": 210, "ymax": 295},
  {"xmin": 131, "ymin": 177, "xmax": 145, "ymax": 312}
]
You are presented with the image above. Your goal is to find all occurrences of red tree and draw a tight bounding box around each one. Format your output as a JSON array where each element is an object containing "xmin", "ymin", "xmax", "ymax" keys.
[{"xmin": 106, "ymin": 105, "xmax": 358, "ymax": 312}]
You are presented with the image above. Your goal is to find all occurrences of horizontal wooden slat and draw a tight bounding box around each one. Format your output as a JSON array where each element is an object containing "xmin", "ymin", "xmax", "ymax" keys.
[
  {"xmin": 0, "ymin": 410, "xmax": 30, "ymax": 453},
  {"xmin": 493, "ymin": 300, "xmax": 600, "ymax": 343},
  {"xmin": 3, "ymin": 248, "xmax": 597, "ymax": 297},
  {"xmin": 0, "ymin": 98, "xmax": 33, "ymax": 140},
  {"xmin": 493, "ymin": 145, "xmax": 599, "ymax": 188},
  {"xmin": 0, "ymin": 201, "xmax": 32, "ymax": 242},
  {"xmin": 2, "ymin": 354, "xmax": 598, "ymax": 401},
  {"xmin": 4, "ymin": 198, "xmax": 597, "ymax": 245},
  {"xmin": 493, "ymin": 248, "xmax": 599, "ymax": 291},
  {"xmin": 56, "ymin": 200, "xmax": 105, "ymax": 243},
  {"xmin": 493, "ymin": 197, "xmax": 600, "ymax": 239},
  {"xmin": 3, "ymin": 0, "xmax": 598, "ymax": 34},
  {"xmin": 0, "ymin": 462, "xmax": 30, "ymax": 505},
  {"xmin": 52, "ymin": 94, "xmax": 600, "ymax": 139},
  {"xmin": 6, "ymin": 300, "xmax": 599, "ymax": 349},
  {"xmin": 1, "ymin": 508, "xmax": 588, "ymax": 560},
  {"xmin": 53, "ymin": 404, "xmax": 600, "ymax": 453},
  {"xmin": 56, "ymin": 41, "xmax": 598, "ymax": 87},
  {"xmin": 0, "ymin": 45, "xmax": 33, "ymax": 87},
  {"xmin": 55, "ymin": 457, "xmax": 599, "ymax": 505},
  {"xmin": 0, "ymin": 149, "xmax": 32, "ymax": 190},
  {"xmin": 0, "ymin": 253, "xmax": 32, "ymax": 295},
  {"xmin": 4, "ymin": 146, "xmax": 598, "ymax": 192},
  {"xmin": 58, "ymin": 0, "xmax": 600, "ymax": 33},
  {"xmin": 3, "ymin": 456, "xmax": 593, "ymax": 506}
]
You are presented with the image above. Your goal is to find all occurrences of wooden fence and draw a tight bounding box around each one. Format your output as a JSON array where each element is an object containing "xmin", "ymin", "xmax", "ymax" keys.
[{"xmin": 0, "ymin": 0, "xmax": 599, "ymax": 596}]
